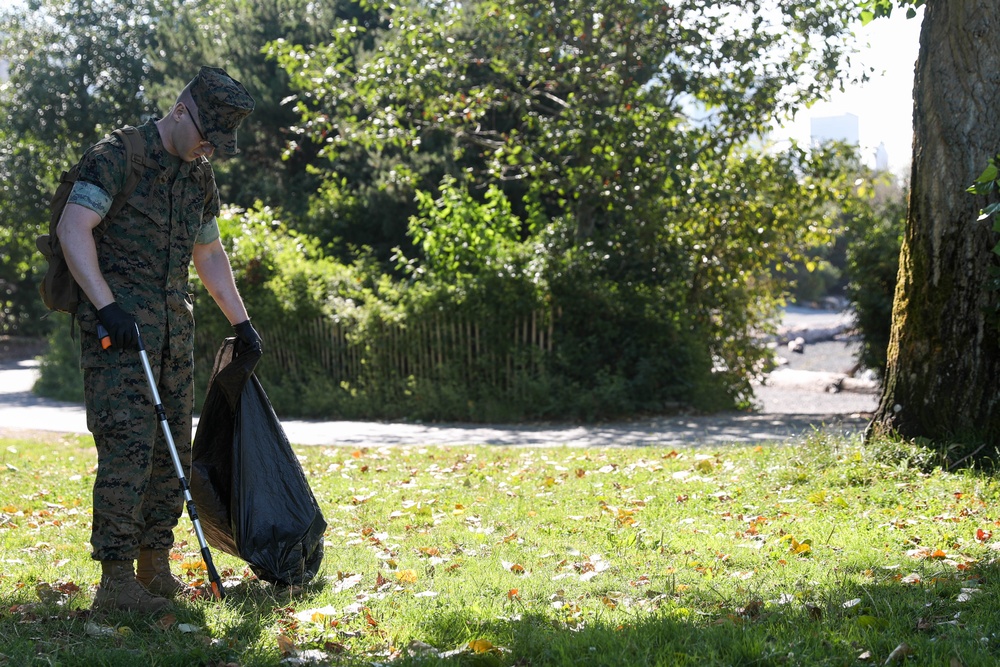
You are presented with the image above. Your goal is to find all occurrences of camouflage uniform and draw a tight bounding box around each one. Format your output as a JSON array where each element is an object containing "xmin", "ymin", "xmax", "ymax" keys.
[
  {"xmin": 71, "ymin": 119, "xmax": 218, "ymax": 561},
  {"xmin": 70, "ymin": 68, "xmax": 254, "ymax": 563}
]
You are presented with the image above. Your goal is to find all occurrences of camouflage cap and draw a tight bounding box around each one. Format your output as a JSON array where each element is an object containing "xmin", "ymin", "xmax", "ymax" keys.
[{"xmin": 188, "ymin": 66, "xmax": 255, "ymax": 156}]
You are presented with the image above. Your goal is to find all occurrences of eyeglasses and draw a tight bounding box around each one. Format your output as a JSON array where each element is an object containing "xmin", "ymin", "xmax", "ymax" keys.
[{"xmin": 187, "ymin": 106, "xmax": 212, "ymax": 148}]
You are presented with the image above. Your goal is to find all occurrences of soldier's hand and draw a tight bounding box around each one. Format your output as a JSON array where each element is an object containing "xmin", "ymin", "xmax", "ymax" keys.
[
  {"xmin": 97, "ymin": 303, "xmax": 139, "ymax": 350},
  {"xmin": 232, "ymin": 319, "xmax": 262, "ymax": 355}
]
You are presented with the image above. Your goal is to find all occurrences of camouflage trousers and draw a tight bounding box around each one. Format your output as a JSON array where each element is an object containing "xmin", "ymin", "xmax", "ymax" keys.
[{"xmin": 82, "ymin": 335, "xmax": 194, "ymax": 562}]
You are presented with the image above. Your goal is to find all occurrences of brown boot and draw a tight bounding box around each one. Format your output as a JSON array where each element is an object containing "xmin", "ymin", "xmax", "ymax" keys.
[
  {"xmin": 137, "ymin": 549, "xmax": 194, "ymax": 599},
  {"xmin": 93, "ymin": 560, "xmax": 171, "ymax": 614}
]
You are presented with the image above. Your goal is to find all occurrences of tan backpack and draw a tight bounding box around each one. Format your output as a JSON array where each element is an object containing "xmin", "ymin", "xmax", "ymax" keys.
[{"xmin": 35, "ymin": 126, "xmax": 150, "ymax": 314}]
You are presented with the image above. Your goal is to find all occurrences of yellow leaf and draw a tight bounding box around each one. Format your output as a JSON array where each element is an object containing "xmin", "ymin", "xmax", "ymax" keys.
[
  {"xmin": 694, "ymin": 458, "xmax": 715, "ymax": 472},
  {"xmin": 790, "ymin": 538, "xmax": 812, "ymax": 555},
  {"xmin": 397, "ymin": 569, "xmax": 418, "ymax": 584},
  {"xmin": 181, "ymin": 557, "xmax": 207, "ymax": 572},
  {"xmin": 469, "ymin": 639, "xmax": 495, "ymax": 653}
]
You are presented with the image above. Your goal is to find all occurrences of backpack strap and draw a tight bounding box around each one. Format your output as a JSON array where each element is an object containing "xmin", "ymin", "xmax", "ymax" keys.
[{"xmin": 95, "ymin": 126, "xmax": 156, "ymax": 238}]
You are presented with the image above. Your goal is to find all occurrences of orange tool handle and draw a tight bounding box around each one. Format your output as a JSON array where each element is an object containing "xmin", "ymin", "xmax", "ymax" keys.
[{"xmin": 96, "ymin": 323, "xmax": 112, "ymax": 349}]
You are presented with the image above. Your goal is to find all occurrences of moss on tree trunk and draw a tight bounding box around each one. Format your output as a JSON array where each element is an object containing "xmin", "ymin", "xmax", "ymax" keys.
[{"xmin": 870, "ymin": 0, "xmax": 1000, "ymax": 446}]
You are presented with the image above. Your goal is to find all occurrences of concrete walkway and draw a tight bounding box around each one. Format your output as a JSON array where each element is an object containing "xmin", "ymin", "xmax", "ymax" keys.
[{"xmin": 0, "ymin": 313, "xmax": 880, "ymax": 448}]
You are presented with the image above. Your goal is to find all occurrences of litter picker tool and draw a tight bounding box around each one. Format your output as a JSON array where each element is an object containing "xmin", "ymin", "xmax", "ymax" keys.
[{"xmin": 97, "ymin": 323, "xmax": 226, "ymax": 600}]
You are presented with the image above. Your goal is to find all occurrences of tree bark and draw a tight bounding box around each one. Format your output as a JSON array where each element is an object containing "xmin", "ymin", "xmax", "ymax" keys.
[{"xmin": 869, "ymin": 0, "xmax": 1000, "ymax": 444}]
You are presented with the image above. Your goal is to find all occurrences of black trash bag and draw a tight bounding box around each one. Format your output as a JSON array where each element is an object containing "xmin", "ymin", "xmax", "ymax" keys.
[{"xmin": 190, "ymin": 339, "xmax": 326, "ymax": 586}]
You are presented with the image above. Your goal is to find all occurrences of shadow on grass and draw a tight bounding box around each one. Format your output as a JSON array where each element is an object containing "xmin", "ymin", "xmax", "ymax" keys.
[
  {"xmin": 0, "ymin": 579, "xmax": 288, "ymax": 667},
  {"xmin": 385, "ymin": 566, "xmax": 1000, "ymax": 667},
  {"xmin": 4, "ymin": 567, "xmax": 1000, "ymax": 666}
]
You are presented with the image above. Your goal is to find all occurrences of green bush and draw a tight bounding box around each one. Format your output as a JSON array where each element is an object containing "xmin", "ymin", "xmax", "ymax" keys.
[
  {"xmin": 33, "ymin": 318, "xmax": 84, "ymax": 403},
  {"xmin": 844, "ymin": 185, "xmax": 905, "ymax": 379}
]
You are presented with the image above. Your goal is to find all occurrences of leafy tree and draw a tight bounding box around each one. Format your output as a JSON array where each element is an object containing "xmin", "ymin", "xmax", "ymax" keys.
[
  {"xmin": 862, "ymin": 0, "xmax": 1000, "ymax": 449},
  {"xmin": 0, "ymin": 0, "xmax": 162, "ymax": 335},
  {"xmin": 0, "ymin": 0, "xmax": 355, "ymax": 335},
  {"xmin": 271, "ymin": 0, "xmax": 862, "ymax": 413},
  {"xmin": 149, "ymin": 0, "xmax": 370, "ymax": 219}
]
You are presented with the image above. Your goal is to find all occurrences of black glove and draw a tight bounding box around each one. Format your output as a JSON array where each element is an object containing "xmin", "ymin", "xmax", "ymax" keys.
[
  {"xmin": 232, "ymin": 319, "xmax": 262, "ymax": 355},
  {"xmin": 97, "ymin": 302, "xmax": 139, "ymax": 350}
]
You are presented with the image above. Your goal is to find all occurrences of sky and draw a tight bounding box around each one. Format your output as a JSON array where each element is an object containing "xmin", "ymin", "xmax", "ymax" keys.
[{"xmin": 774, "ymin": 8, "xmax": 924, "ymax": 176}]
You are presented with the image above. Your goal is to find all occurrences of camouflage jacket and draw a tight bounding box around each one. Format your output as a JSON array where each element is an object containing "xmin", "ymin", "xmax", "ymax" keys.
[{"xmin": 70, "ymin": 119, "xmax": 221, "ymax": 358}]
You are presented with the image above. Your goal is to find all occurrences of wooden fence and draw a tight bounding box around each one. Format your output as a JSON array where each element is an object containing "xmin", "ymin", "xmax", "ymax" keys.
[{"xmin": 196, "ymin": 308, "xmax": 556, "ymax": 397}]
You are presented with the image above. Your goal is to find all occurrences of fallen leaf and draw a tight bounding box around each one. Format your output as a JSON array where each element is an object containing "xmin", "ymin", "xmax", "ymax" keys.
[
  {"xmin": 85, "ymin": 622, "xmax": 116, "ymax": 637},
  {"xmin": 502, "ymin": 561, "xmax": 526, "ymax": 575},
  {"xmin": 177, "ymin": 623, "xmax": 200, "ymax": 634},
  {"xmin": 738, "ymin": 598, "xmax": 763, "ymax": 619},
  {"xmin": 397, "ymin": 569, "xmax": 418, "ymax": 584},
  {"xmin": 293, "ymin": 606, "xmax": 339, "ymax": 624},
  {"xmin": 156, "ymin": 613, "xmax": 177, "ymax": 630},
  {"xmin": 884, "ymin": 642, "xmax": 913, "ymax": 663},
  {"xmin": 276, "ymin": 634, "xmax": 297, "ymax": 656},
  {"xmin": 331, "ymin": 573, "xmax": 363, "ymax": 593},
  {"xmin": 956, "ymin": 587, "xmax": 980, "ymax": 602},
  {"xmin": 407, "ymin": 640, "xmax": 437, "ymax": 656},
  {"xmin": 468, "ymin": 639, "xmax": 495, "ymax": 653},
  {"xmin": 790, "ymin": 538, "xmax": 812, "ymax": 556},
  {"xmin": 181, "ymin": 557, "xmax": 207, "ymax": 572}
]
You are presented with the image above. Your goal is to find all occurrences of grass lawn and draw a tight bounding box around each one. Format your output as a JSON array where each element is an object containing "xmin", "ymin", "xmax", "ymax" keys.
[{"xmin": 2, "ymin": 431, "xmax": 1000, "ymax": 666}]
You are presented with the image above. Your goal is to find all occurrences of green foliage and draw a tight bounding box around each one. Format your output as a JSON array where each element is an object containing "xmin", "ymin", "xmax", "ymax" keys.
[
  {"xmin": 0, "ymin": 0, "xmax": 161, "ymax": 336},
  {"xmin": 191, "ymin": 203, "xmax": 387, "ymax": 413},
  {"xmin": 402, "ymin": 175, "xmax": 532, "ymax": 285},
  {"xmin": 33, "ymin": 319, "xmax": 84, "ymax": 403},
  {"xmin": 267, "ymin": 0, "xmax": 862, "ymax": 418},
  {"xmin": 13, "ymin": 0, "xmax": 884, "ymax": 422},
  {"xmin": 859, "ymin": 0, "xmax": 925, "ymax": 25},
  {"xmin": 844, "ymin": 180, "xmax": 906, "ymax": 379},
  {"xmin": 149, "ymin": 0, "xmax": 359, "ymax": 217}
]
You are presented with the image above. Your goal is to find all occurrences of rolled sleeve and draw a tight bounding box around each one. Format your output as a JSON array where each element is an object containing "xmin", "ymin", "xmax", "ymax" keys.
[
  {"xmin": 195, "ymin": 216, "xmax": 220, "ymax": 245},
  {"xmin": 67, "ymin": 181, "xmax": 113, "ymax": 218}
]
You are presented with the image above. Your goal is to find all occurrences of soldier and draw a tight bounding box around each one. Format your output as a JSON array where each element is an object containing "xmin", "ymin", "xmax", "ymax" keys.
[{"xmin": 56, "ymin": 66, "xmax": 261, "ymax": 614}]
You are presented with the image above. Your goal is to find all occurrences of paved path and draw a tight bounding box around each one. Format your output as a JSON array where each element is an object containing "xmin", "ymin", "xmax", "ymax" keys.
[
  {"xmin": 0, "ymin": 359, "xmax": 878, "ymax": 449},
  {"xmin": 0, "ymin": 307, "xmax": 880, "ymax": 447}
]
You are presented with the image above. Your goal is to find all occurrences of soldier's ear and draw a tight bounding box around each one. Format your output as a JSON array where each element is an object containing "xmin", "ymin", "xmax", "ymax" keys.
[{"xmin": 170, "ymin": 102, "xmax": 186, "ymax": 123}]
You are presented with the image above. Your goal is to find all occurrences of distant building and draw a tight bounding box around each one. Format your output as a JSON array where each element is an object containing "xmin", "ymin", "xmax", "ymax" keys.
[
  {"xmin": 810, "ymin": 113, "xmax": 859, "ymax": 147},
  {"xmin": 874, "ymin": 142, "xmax": 889, "ymax": 172}
]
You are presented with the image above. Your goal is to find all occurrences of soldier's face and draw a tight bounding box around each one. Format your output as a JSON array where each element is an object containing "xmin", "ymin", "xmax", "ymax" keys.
[{"xmin": 180, "ymin": 104, "xmax": 216, "ymax": 161}]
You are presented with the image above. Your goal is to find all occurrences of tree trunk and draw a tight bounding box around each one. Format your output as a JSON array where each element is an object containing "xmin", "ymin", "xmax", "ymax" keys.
[{"xmin": 869, "ymin": 0, "xmax": 1000, "ymax": 445}]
